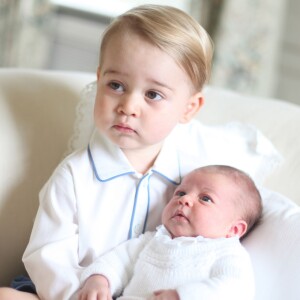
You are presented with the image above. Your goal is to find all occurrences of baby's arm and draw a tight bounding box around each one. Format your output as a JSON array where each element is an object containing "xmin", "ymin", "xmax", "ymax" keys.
[
  {"xmin": 176, "ymin": 251, "xmax": 255, "ymax": 300},
  {"xmin": 80, "ymin": 232, "xmax": 153, "ymax": 297},
  {"xmin": 78, "ymin": 275, "xmax": 112, "ymax": 300}
]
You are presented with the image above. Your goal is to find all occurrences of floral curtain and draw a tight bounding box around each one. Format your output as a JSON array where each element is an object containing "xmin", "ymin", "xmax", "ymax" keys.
[{"xmin": 209, "ymin": 0, "xmax": 287, "ymax": 98}]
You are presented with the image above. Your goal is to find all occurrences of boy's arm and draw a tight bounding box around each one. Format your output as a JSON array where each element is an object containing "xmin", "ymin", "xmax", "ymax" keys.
[{"xmin": 22, "ymin": 165, "xmax": 82, "ymax": 300}]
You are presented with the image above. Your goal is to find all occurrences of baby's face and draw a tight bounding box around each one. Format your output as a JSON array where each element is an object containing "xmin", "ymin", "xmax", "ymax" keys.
[
  {"xmin": 93, "ymin": 32, "xmax": 200, "ymax": 156},
  {"xmin": 162, "ymin": 170, "xmax": 245, "ymax": 239}
]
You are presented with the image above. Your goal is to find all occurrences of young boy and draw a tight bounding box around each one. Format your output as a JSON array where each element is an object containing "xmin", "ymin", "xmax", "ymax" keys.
[
  {"xmin": 0, "ymin": 4, "xmax": 275, "ymax": 300},
  {"xmin": 78, "ymin": 165, "xmax": 261, "ymax": 300}
]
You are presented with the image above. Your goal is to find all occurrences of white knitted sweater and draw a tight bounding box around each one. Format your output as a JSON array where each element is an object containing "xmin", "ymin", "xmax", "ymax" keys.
[{"xmin": 81, "ymin": 226, "xmax": 255, "ymax": 300}]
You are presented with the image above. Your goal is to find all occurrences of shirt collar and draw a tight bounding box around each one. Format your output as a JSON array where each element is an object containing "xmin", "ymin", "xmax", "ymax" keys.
[
  {"xmin": 88, "ymin": 128, "xmax": 182, "ymax": 184},
  {"xmin": 88, "ymin": 130, "xmax": 135, "ymax": 181}
]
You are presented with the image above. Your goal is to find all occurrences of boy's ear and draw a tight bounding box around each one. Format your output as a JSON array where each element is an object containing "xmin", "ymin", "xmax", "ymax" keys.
[
  {"xmin": 179, "ymin": 92, "xmax": 204, "ymax": 124},
  {"xmin": 226, "ymin": 220, "xmax": 248, "ymax": 238}
]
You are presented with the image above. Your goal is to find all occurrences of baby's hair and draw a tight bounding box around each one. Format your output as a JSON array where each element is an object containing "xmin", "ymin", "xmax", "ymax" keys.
[
  {"xmin": 194, "ymin": 165, "xmax": 262, "ymax": 237},
  {"xmin": 99, "ymin": 4, "xmax": 213, "ymax": 91}
]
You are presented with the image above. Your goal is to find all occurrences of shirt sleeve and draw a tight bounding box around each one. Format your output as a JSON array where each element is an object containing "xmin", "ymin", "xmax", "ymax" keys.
[
  {"xmin": 201, "ymin": 121, "xmax": 282, "ymax": 185},
  {"xmin": 80, "ymin": 232, "xmax": 153, "ymax": 297},
  {"xmin": 176, "ymin": 250, "xmax": 255, "ymax": 300},
  {"xmin": 177, "ymin": 120, "xmax": 282, "ymax": 186},
  {"xmin": 22, "ymin": 163, "xmax": 81, "ymax": 300}
]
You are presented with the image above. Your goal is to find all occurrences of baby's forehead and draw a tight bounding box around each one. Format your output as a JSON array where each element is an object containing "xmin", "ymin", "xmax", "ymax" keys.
[
  {"xmin": 184, "ymin": 169, "xmax": 222, "ymax": 181},
  {"xmin": 180, "ymin": 170, "xmax": 239, "ymax": 194},
  {"xmin": 179, "ymin": 170, "xmax": 216, "ymax": 188}
]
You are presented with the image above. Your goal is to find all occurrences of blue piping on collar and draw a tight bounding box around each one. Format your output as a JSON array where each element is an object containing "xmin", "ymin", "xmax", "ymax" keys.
[
  {"xmin": 128, "ymin": 173, "xmax": 149, "ymax": 239},
  {"xmin": 88, "ymin": 145, "xmax": 135, "ymax": 182},
  {"xmin": 152, "ymin": 147, "xmax": 182, "ymax": 185},
  {"xmin": 152, "ymin": 169, "xmax": 182, "ymax": 185},
  {"xmin": 88, "ymin": 144, "xmax": 182, "ymax": 240},
  {"xmin": 128, "ymin": 171, "xmax": 181, "ymax": 240},
  {"xmin": 142, "ymin": 174, "xmax": 151, "ymax": 234}
]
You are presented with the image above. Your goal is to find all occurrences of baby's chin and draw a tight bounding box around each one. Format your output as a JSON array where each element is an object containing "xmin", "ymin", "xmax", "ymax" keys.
[{"xmin": 165, "ymin": 224, "xmax": 191, "ymax": 239}]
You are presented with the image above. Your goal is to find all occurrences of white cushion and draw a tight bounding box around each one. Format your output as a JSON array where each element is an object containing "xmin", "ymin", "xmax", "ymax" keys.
[{"xmin": 243, "ymin": 189, "xmax": 300, "ymax": 300}]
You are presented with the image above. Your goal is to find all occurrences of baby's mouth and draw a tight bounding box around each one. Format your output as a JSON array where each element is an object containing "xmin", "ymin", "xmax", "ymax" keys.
[{"xmin": 173, "ymin": 210, "xmax": 189, "ymax": 223}]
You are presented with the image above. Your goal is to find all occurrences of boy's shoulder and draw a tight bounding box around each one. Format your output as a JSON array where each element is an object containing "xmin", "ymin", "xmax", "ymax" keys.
[
  {"xmin": 47, "ymin": 147, "xmax": 89, "ymax": 183},
  {"xmin": 59, "ymin": 147, "xmax": 88, "ymax": 168}
]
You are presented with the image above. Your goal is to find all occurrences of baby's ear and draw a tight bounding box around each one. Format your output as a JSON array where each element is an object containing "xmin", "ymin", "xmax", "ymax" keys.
[
  {"xmin": 179, "ymin": 92, "xmax": 204, "ymax": 123},
  {"xmin": 226, "ymin": 220, "xmax": 248, "ymax": 238}
]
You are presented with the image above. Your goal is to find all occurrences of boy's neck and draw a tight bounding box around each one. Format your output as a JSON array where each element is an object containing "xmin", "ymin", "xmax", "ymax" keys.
[{"xmin": 122, "ymin": 144, "xmax": 162, "ymax": 175}]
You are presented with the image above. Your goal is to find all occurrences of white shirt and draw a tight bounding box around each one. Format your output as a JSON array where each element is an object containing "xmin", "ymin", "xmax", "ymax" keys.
[
  {"xmin": 81, "ymin": 225, "xmax": 255, "ymax": 300},
  {"xmin": 22, "ymin": 120, "xmax": 280, "ymax": 299}
]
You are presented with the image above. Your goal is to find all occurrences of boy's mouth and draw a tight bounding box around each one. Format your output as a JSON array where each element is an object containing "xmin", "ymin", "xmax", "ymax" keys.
[{"xmin": 113, "ymin": 123, "xmax": 136, "ymax": 134}]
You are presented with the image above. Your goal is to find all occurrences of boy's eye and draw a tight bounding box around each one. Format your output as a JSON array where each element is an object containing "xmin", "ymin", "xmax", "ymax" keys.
[
  {"xmin": 200, "ymin": 195, "xmax": 212, "ymax": 203},
  {"xmin": 108, "ymin": 81, "xmax": 124, "ymax": 92},
  {"xmin": 176, "ymin": 191, "xmax": 186, "ymax": 197},
  {"xmin": 146, "ymin": 90, "xmax": 163, "ymax": 101}
]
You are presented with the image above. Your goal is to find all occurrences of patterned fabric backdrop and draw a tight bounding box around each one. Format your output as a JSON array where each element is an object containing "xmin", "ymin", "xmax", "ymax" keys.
[
  {"xmin": 0, "ymin": 0, "xmax": 53, "ymax": 68},
  {"xmin": 209, "ymin": 0, "xmax": 287, "ymax": 98},
  {"xmin": 0, "ymin": 0, "xmax": 287, "ymax": 98}
]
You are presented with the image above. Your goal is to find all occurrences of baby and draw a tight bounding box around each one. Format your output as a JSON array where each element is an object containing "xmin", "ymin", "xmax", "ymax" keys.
[{"xmin": 79, "ymin": 165, "xmax": 262, "ymax": 300}]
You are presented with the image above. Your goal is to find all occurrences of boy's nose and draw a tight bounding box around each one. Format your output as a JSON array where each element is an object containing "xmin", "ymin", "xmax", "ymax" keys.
[
  {"xmin": 117, "ymin": 94, "xmax": 140, "ymax": 117},
  {"xmin": 178, "ymin": 195, "xmax": 194, "ymax": 207}
]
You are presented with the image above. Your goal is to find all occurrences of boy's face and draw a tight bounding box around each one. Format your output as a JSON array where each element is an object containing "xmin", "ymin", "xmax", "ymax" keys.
[
  {"xmin": 94, "ymin": 32, "xmax": 202, "ymax": 155},
  {"xmin": 162, "ymin": 170, "xmax": 247, "ymax": 239}
]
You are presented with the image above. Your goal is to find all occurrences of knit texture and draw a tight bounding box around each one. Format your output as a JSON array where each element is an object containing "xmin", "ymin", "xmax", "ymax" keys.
[{"xmin": 81, "ymin": 226, "xmax": 255, "ymax": 300}]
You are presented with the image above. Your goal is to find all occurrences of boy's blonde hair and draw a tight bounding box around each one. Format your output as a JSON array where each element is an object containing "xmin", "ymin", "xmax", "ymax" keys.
[{"xmin": 99, "ymin": 5, "xmax": 213, "ymax": 91}]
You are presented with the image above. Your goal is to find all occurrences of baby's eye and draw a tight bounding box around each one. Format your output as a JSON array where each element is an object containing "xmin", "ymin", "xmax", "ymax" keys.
[
  {"xmin": 146, "ymin": 90, "xmax": 163, "ymax": 101},
  {"xmin": 175, "ymin": 191, "xmax": 186, "ymax": 197},
  {"xmin": 200, "ymin": 195, "xmax": 212, "ymax": 203},
  {"xmin": 108, "ymin": 81, "xmax": 124, "ymax": 92}
]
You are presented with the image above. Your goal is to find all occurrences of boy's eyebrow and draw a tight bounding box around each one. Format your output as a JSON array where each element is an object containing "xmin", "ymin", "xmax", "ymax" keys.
[
  {"xmin": 149, "ymin": 79, "xmax": 174, "ymax": 92},
  {"xmin": 103, "ymin": 69, "xmax": 174, "ymax": 91},
  {"xmin": 103, "ymin": 69, "xmax": 127, "ymax": 76}
]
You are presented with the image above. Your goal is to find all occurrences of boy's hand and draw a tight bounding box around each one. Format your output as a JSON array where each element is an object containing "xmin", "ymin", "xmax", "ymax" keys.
[
  {"xmin": 78, "ymin": 274, "xmax": 112, "ymax": 300},
  {"xmin": 149, "ymin": 289, "xmax": 180, "ymax": 300}
]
